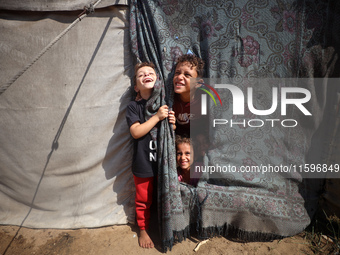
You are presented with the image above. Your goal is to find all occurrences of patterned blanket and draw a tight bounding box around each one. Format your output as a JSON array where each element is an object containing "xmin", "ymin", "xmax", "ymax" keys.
[{"xmin": 129, "ymin": 0, "xmax": 340, "ymax": 252}]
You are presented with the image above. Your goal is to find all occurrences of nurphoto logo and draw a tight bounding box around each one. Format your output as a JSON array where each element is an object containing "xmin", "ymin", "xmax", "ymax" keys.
[{"xmin": 198, "ymin": 79, "xmax": 313, "ymax": 128}]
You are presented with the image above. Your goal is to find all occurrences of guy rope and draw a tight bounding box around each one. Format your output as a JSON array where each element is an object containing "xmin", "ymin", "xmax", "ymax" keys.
[{"xmin": 0, "ymin": 0, "xmax": 103, "ymax": 95}]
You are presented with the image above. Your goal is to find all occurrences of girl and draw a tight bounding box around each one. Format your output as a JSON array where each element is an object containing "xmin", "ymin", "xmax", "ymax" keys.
[{"xmin": 176, "ymin": 135, "xmax": 200, "ymax": 186}]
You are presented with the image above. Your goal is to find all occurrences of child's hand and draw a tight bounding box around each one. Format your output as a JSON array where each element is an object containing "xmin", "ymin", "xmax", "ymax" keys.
[
  {"xmin": 168, "ymin": 110, "xmax": 176, "ymax": 124},
  {"xmin": 156, "ymin": 105, "xmax": 169, "ymax": 121},
  {"xmin": 168, "ymin": 110, "xmax": 176, "ymax": 130}
]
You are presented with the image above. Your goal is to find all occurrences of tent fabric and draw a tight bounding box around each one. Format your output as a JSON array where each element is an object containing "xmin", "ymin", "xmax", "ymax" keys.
[
  {"xmin": 322, "ymin": 126, "xmax": 340, "ymax": 218},
  {"xmin": 0, "ymin": 5, "xmax": 136, "ymax": 228},
  {"xmin": 0, "ymin": 0, "xmax": 128, "ymax": 11},
  {"xmin": 130, "ymin": 0, "xmax": 340, "ymax": 251}
]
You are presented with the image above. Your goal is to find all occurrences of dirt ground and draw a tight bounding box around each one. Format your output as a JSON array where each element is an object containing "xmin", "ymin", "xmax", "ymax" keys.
[{"xmin": 0, "ymin": 223, "xmax": 317, "ymax": 255}]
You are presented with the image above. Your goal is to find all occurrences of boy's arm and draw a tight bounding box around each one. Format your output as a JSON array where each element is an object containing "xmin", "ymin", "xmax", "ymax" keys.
[{"xmin": 130, "ymin": 105, "xmax": 169, "ymax": 139}]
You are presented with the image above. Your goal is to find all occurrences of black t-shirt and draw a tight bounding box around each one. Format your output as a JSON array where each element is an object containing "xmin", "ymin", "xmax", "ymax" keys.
[{"xmin": 126, "ymin": 99, "xmax": 157, "ymax": 178}]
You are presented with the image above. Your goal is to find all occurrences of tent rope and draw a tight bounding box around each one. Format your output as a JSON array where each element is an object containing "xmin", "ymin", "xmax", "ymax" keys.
[{"xmin": 0, "ymin": 0, "xmax": 102, "ymax": 96}]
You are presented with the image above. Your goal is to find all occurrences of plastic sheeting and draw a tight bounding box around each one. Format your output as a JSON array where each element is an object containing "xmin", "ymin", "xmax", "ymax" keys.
[{"xmin": 0, "ymin": 5, "xmax": 136, "ymax": 228}]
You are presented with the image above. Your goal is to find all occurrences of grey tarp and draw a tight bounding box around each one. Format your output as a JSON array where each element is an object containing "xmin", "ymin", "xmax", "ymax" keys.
[{"xmin": 0, "ymin": 4, "xmax": 136, "ymax": 228}]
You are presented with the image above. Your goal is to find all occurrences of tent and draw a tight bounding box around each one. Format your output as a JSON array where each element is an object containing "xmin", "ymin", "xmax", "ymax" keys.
[
  {"xmin": 1, "ymin": 0, "xmax": 340, "ymax": 251},
  {"xmin": 0, "ymin": 0, "xmax": 135, "ymax": 228}
]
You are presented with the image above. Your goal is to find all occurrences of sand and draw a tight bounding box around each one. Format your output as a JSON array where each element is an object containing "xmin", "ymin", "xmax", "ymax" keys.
[{"xmin": 0, "ymin": 224, "xmax": 316, "ymax": 255}]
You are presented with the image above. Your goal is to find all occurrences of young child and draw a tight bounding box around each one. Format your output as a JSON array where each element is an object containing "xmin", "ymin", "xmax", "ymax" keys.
[
  {"xmin": 173, "ymin": 54, "xmax": 209, "ymax": 163},
  {"xmin": 173, "ymin": 54, "xmax": 205, "ymax": 137},
  {"xmin": 126, "ymin": 62, "xmax": 175, "ymax": 248},
  {"xmin": 176, "ymin": 135, "xmax": 201, "ymax": 187}
]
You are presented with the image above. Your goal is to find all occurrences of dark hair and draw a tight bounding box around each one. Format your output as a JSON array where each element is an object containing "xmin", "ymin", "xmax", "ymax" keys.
[
  {"xmin": 175, "ymin": 54, "xmax": 205, "ymax": 77},
  {"xmin": 133, "ymin": 62, "xmax": 156, "ymax": 86}
]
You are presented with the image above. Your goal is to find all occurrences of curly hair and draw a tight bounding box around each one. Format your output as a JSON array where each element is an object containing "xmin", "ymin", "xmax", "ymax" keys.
[
  {"xmin": 175, "ymin": 135, "xmax": 193, "ymax": 148},
  {"xmin": 175, "ymin": 54, "xmax": 205, "ymax": 77}
]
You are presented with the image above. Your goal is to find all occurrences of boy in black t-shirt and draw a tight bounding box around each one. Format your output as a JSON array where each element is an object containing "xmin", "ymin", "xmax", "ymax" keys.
[{"xmin": 126, "ymin": 62, "xmax": 175, "ymax": 248}]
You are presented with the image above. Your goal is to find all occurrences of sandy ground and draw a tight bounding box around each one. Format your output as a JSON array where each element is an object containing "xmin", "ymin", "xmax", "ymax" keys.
[{"xmin": 0, "ymin": 223, "xmax": 317, "ymax": 255}]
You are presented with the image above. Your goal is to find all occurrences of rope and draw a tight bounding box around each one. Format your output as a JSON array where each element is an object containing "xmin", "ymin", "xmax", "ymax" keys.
[{"xmin": 0, "ymin": 0, "xmax": 102, "ymax": 96}]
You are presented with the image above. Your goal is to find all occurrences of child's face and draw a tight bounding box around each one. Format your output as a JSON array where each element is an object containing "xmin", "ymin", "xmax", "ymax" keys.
[
  {"xmin": 173, "ymin": 62, "xmax": 198, "ymax": 101},
  {"xmin": 135, "ymin": 66, "xmax": 157, "ymax": 94},
  {"xmin": 176, "ymin": 142, "xmax": 194, "ymax": 171}
]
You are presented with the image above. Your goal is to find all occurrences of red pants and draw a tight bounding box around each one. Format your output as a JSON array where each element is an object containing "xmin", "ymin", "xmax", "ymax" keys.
[{"xmin": 133, "ymin": 175, "xmax": 154, "ymax": 230}]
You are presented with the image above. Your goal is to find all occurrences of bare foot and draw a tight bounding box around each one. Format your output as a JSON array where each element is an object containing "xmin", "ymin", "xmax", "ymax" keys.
[{"xmin": 138, "ymin": 229, "xmax": 154, "ymax": 248}]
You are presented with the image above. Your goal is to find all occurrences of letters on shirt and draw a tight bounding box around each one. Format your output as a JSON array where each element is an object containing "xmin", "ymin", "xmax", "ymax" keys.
[
  {"xmin": 177, "ymin": 113, "xmax": 195, "ymax": 125},
  {"xmin": 149, "ymin": 140, "xmax": 157, "ymax": 162}
]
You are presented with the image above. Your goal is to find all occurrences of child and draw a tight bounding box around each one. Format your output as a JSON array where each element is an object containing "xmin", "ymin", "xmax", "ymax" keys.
[
  {"xmin": 173, "ymin": 54, "xmax": 208, "ymax": 162},
  {"xmin": 126, "ymin": 62, "xmax": 175, "ymax": 248},
  {"xmin": 172, "ymin": 54, "xmax": 206, "ymax": 137},
  {"xmin": 176, "ymin": 135, "xmax": 201, "ymax": 186}
]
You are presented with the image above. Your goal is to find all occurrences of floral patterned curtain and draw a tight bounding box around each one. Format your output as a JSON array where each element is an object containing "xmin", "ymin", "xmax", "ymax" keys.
[{"xmin": 129, "ymin": 0, "xmax": 340, "ymax": 252}]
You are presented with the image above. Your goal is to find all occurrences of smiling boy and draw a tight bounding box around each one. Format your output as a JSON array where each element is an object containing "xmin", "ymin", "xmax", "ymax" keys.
[
  {"xmin": 126, "ymin": 62, "xmax": 175, "ymax": 248},
  {"xmin": 173, "ymin": 54, "xmax": 205, "ymax": 138}
]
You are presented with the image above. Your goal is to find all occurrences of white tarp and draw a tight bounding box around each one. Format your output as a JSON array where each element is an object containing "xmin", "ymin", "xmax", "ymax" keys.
[{"xmin": 0, "ymin": 5, "xmax": 136, "ymax": 228}]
